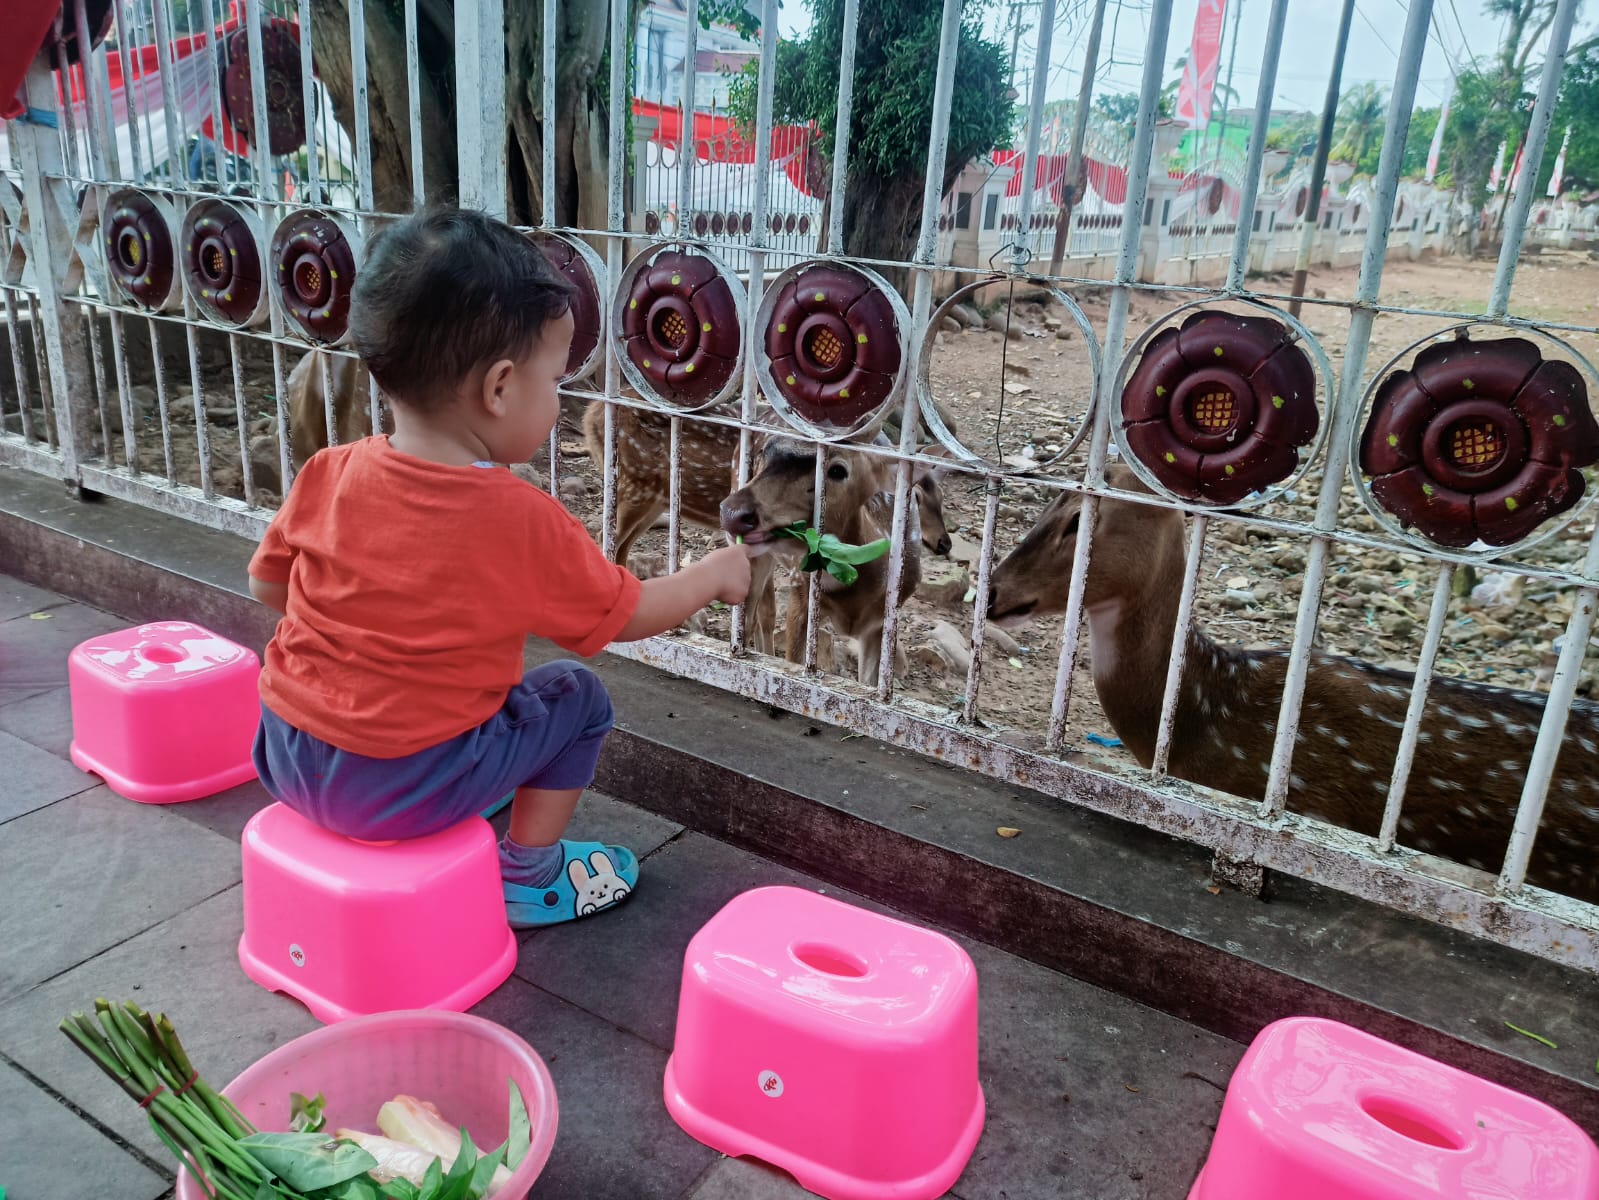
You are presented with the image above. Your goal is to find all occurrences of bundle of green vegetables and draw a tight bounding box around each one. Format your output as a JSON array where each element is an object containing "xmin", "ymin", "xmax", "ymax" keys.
[{"xmin": 59, "ymin": 999, "xmax": 531, "ymax": 1200}]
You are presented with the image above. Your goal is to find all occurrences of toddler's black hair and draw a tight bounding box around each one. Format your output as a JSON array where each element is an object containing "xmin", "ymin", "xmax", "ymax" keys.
[{"xmin": 348, "ymin": 208, "xmax": 574, "ymax": 408}]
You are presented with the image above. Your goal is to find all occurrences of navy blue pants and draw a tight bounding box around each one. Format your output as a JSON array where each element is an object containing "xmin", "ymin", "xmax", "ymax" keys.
[{"xmin": 253, "ymin": 661, "xmax": 614, "ymax": 840}]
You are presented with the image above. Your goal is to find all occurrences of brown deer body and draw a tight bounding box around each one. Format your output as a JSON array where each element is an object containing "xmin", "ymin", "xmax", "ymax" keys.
[
  {"xmin": 987, "ymin": 464, "xmax": 1599, "ymax": 902},
  {"xmin": 721, "ymin": 437, "xmax": 931, "ymax": 686},
  {"xmin": 286, "ymin": 350, "xmax": 368, "ymax": 469}
]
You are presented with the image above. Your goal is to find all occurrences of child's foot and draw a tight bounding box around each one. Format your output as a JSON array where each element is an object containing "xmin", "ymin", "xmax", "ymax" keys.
[{"xmin": 500, "ymin": 838, "xmax": 638, "ymax": 928}]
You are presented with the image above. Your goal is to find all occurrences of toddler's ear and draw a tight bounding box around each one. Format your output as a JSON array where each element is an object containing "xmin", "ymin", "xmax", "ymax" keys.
[{"xmin": 481, "ymin": 357, "xmax": 518, "ymax": 417}]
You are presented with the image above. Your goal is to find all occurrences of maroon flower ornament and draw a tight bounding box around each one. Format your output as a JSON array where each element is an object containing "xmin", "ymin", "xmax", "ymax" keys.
[
  {"xmin": 532, "ymin": 233, "xmax": 603, "ymax": 381},
  {"xmin": 221, "ymin": 21, "xmax": 307, "ymax": 155},
  {"xmin": 763, "ymin": 264, "xmax": 903, "ymax": 432},
  {"xmin": 104, "ymin": 190, "xmax": 178, "ymax": 311},
  {"xmin": 619, "ymin": 250, "xmax": 740, "ymax": 406},
  {"xmin": 1119, "ymin": 310, "xmax": 1318, "ymax": 504},
  {"xmin": 271, "ymin": 210, "xmax": 357, "ymax": 344},
  {"xmin": 1358, "ymin": 335, "xmax": 1599, "ymax": 547},
  {"xmin": 181, "ymin": 199, "xmax": 266, "ymax": 327}
]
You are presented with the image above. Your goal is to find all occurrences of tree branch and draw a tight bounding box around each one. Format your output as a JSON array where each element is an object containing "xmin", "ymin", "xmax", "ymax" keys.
[{"xmin": 1515, "ymin": 8, "xmax": 1558, "ymax": 76}]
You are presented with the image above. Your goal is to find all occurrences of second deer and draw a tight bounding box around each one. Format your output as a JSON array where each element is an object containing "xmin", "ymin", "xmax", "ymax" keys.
[{"xmin": 986, "ymin": 463, "xmax": 1599, "ymax": 903}]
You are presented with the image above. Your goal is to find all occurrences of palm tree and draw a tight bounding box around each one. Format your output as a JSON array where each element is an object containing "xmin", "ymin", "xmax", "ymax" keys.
[{"xmin": 1331, "ymin": 83, "xmax": 1388, "ymax": 166}]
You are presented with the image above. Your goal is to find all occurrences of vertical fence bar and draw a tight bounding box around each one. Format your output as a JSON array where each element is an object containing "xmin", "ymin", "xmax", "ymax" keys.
[
  {"xmin": 874, "ymin": 0, "xmax": 960, "ymax": 692},
  {"xmin": 598, "ymin": 0, "xmax": 631, "ymax": 560},
  {"xmin": 1010, "ymin": 0, "xmax": 1056, "ymax": 268},
  {"xmin": 197, "ymin": 0, "xmax": 231, "ymax": 187},
  {"xmin": 456, "ymin": 0, "xmax": 506, "ymax": 216},
  {"xmin": 298, "ymin": 0, "xmax": 321, "ymax": 200},
  {"xmin": 49, "ymin": 39, "xmax": 85, "ymax": 186},
  {"xmin": 664, "ymin": 0, "xmax": 698, "ymax": 578},
  {"xmin": 108, "ymin": 309, "xmax": 139, "ymax": 472},
  {"xmin": 349, "ymin": 0, "xmax": 376, "ymax": 211},
  {"xmin": 961, "ymin": 476, "xmax": 1002, "ymax": 722},
  {"xmin": 405, "ymin": 0, "xmax": 424, "ymax": 206},
  {"xmin": 1045, "ymin": 0, "xmax": 1173, "ymax": 750},
  {"xmin": 2, "ymin": 292, "xmax": 35, "ymax": 445},
  {"xmin": 73, "ymin": 0, "xmax": 111, "ymax": 180},
  {"xmin": 17, "ymin": 62, "xmax": 93, "ymax": 477},
  {"xmin": 270, "ymin": 339, "xmax": 291, "ymax": 492},
  {"xmin": 148, "ymin": 0, "xmax": 184, "ymax": 185},
  {"xmin": 1047, "ymin": 0, "xmax": 1107, "ymax": 277},
  {"xmin": 1263, "ymin": 0, "xmax": 1434, "ymax": 816},
  {"xmin": 1378, "ymin": 562, "xmax": 1455, "ymax": 850},
  {"xmin": 147, "ymin": 320, "xmax": 174, "ymax": 480},
  {"xmin": 184, "ymin": 324, "xmax": 215, "ymax": 497},
  {"xmin": 822, "ymin": 0, "xmax": 860, "ymax": 256},
  {"xmin": 85, "ymin": 306, "xmax": 113, "ymax": 465},
  {"xmin": 1487, "ymin": 0, "xmax": 1577, "ymax": 318},
  {"xmin": 111, "ymin": 1, "xmax": 146, "ymax": 181},
  {"xmin": 729, "ymin": 0, "xmax": 778, "ymax": 652},
  {"xmin": 245, "ymin": 0, "xmax": 280, "ymax": 204},
  {"xmin": 230, "ymin": 332, "xmax": 255, "ymax": 504},
  {"xmin": 1499, "ymin": 529, "xmax": 1599, "ymax": 891},
  {"xmin": 1225, "ymin": 0, "xmax": 1288, "ymax": 293},
  {"xmin": 540, "ymin": 0, "xmax": 557, "ymax": 228},
  {"xmin": 27, "ymin": 296, "xmax": 57, "ymax": 449},
  {"xmin": 1150, "ymin": 515, "xmax": 1208, "ymax": 776}
]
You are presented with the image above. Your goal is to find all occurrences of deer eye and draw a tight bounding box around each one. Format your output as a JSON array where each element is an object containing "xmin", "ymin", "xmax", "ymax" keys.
[{"xmin": 827, "ymin": 461, "xmax": 849, "ymax": 481}]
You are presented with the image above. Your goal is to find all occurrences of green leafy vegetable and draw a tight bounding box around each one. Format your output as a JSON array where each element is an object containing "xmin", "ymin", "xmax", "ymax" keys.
[
  {"xmin": 290, "ymin": 1091, "xmax": 328, "ymax": 1134},
  {"xmin": 235, "ymin": 1133, "xmax": 379, "ymax": 1190},
  {"xmin": 774, "ymin": 522, "xmax": 891, "ymax": 586},
  {"xmin": 502, "ymin": 1081, "xmax": 532, "ymax": 1170}
]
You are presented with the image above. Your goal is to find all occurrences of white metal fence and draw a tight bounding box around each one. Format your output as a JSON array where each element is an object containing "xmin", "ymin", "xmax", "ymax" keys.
[{"xmin": 4, "ymin": 0, "xmax": 1598, "ymax": 973}]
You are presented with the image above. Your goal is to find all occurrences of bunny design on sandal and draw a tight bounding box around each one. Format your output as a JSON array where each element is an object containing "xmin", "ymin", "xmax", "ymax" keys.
[{"xmin": 569, "ymin": 850, "xmax": 633, "ymax": 916}]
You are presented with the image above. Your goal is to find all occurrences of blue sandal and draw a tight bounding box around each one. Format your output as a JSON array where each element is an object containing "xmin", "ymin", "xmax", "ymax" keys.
[{"xmin": 503, "ymin": 841, "xmax": 638, "ymax": 928}]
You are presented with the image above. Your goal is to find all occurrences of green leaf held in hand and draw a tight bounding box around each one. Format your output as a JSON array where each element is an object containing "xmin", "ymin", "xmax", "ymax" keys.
[
  {"xmin": 235, "ymin": 1132, "xmax": 378, "ymax": 1189},
  {"xmin": 503, "ymin": 1081, "xmax": 532, "ymax": 1171},
  {"xmin": 290, "ymin": 1090, "xmax": 327, "ymax": 1134}
]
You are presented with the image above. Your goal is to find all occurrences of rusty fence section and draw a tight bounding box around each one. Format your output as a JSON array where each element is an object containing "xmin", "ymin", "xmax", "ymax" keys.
[{"xmin": 3, "ymin": 0, "xmax": 1598, "ymax": 971}]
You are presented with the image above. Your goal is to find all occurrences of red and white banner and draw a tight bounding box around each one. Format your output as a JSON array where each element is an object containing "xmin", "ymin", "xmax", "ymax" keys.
[
  {"xmin": 1174, "ymin": 0, "xmax": 1228, "ymax": 130},
  {"xmin": 1508, "ymin": 140, "xmax": 1526, "ymax": 197},
  {"xmin": 1489, "ymin": 140, "xmax": 1507, "ymax": 193},
  {"xmin": 1548, "ymin": 125, "xmax": 1571, "ymax": 197},
  {"xmin": 1425, "ymin": 85, "xmax": 1450, "ymax": 183}
]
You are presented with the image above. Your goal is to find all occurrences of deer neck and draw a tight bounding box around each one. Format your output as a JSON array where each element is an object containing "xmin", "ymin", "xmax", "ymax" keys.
[{"xmin": 1082, "ymin": 534, "xmax": 1196, "ymax": 767}]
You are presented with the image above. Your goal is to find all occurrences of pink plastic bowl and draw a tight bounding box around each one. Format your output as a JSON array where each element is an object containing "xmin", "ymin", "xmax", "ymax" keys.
[{"xmin": 174, "ymin": 1010, "xmax": 557, "ymax": 1200}]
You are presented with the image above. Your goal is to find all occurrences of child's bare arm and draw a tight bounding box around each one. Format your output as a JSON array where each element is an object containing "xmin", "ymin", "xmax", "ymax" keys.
[
  {"xmin": 615, "ymin": 545, "xmax": 751, "ymax": 642},
  {"xmin": 250, "ymin": 575, "xmax": 289, "ymax": 613}
]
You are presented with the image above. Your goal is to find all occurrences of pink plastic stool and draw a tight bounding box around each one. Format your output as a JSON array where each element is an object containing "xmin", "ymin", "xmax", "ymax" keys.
[
  {"xmin": 664, "ymin": 886, "xmax": 984, "ymax": 1200},
  {"xmin": 68, "ymin": 620, "xmax": 260, "ymax": 803},
  {"xmin": 238, "ymin": 803, "xmax": 518, "ymax": 1024},
  {"xmin": 1191, "ymin": 1017, "xmax": 1599, "ymax": 1200}
]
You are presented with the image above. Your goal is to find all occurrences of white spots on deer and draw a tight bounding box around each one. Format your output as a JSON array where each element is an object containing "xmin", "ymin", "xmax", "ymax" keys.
[
  {"xmin": 1290, "ymin": 774, "xmax": 1306, "ymax": 790},
  {"xmin": 1443, "ymin": 728, "xmax": 1464, "ymax": 742},
  {"xmin": 1428, "ymin": 776, "xmax": 1465, "ymax": 793},
  {"xmin": 1500, "ymin": 759, "xmax": 1522, "ymax": 772},
  {"xmin": 1457, "ymin": 712, "xmax": 1489, "ymax": 730},
  {"xmin": 1456, "ymin": 804, "xmax": 1475, "ymax": 819},
  {"xmin": 1333, "ymin": 734, "xmax": 1350, "ymax": 749},
  {"xmin": 1350, "ymin": 760, "xmax": 1372, "ymax": 774},
  {"xmin": 1232, "ymin": 745, "xmax": 1247, "ymax": 761},
  {"xmin": 1399, "ymin": 816, "xmax": 1417, "ymax": 832}
]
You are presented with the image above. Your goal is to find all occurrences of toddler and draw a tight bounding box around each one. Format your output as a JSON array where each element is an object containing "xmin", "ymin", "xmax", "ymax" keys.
[{"xmin": 247, "ymin": 208, "xmax": 752, "ymax": 926}]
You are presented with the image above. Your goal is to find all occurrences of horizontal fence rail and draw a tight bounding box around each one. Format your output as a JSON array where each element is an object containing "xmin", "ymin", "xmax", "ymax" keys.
[{"xmin": 4, "ymin": 0, "xmax": 1598, "ymax": 972}]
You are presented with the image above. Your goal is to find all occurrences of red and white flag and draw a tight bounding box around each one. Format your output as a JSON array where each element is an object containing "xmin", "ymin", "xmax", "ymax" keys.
[
  {"xmin": 1548, "ymin": 125, "xmax": 1571, "ymax": 197},
  {"xmin": 1425, "ymin": 86, "xmax": 1450, "ymax": 183},
  {"xmin": 1508, "ymin": 140, "xmax": 1526, "ymax": 197},
  {"xmin": 1488, "ymin": 140, "xmax": 1507, "ymax": 192},
  {"xmin": 1174, "ymin": 0, "xmax": 1228, "ymax": 130}
]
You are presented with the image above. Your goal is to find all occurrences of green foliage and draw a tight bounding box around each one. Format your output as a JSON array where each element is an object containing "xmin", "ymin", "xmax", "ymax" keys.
[
  {"xmin": 726, "ymin": 0, "xmax": 1014, "ymax": 185},
  {"xmin": 1265, "ymin": 113, "xmax": 1317, "ymax": 156},
  {"xmin": 775, "ymin": 522, "xmax": 890, "ymax": 586},
  {"xmin": 1440, "ymin": 66, "xmax": 1529, "ymax": 210},
  {"xmin": 1330, "ymin": 82, "xmax": 1387, "ymax": 172},
  {"xmin": 1536, "ymin": 47, "xmax": 1599, "ymax": 194},
  {"xmin": 699, "ymin": 0, "xmax": 761, "ymax": 41}
]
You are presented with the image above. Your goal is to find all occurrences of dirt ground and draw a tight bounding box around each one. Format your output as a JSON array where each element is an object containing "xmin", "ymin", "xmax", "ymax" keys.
[{"xmin": 9, "ymin": 251, "xmax": 1597, "ymax": 781}]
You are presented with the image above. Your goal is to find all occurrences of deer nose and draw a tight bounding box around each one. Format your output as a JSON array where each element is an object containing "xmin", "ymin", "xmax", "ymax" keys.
[
  {"xmin": 720, "ymin": 498, "xmax": 761, "ymax": 536},
  {"xmin": 935, "ymin": 533, "xmax": 953, "ymax": 556}
]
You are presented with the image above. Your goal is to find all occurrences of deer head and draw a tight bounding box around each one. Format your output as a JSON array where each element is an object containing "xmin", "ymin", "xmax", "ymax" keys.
[{"xmin": 987, "ymin": 464, "xmax": 1182, "ymax": 625}]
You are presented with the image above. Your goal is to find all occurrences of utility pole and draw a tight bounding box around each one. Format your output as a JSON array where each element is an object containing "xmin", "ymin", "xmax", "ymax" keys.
[{"xmin": 1288, "ymin": 0, "xmax": 1357, "ymax": 318}]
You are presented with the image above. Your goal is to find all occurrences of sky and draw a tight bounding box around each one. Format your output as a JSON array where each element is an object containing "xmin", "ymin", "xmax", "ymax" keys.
[{"xmin": 773, "ymin": 0, "xmax": 1578, "ymax": 116}]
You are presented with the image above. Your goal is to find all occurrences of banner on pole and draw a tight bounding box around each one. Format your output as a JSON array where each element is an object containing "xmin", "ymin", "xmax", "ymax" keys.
[
  {"xmin": 1425, "ymin": 85, "xmax": 1451, "ymax": 183},
  {"xmin": 1489, "ymin": 140, "xmax": 1507, "ymax": 193},
  {"xmin": 1548, "ymin": 125, "xmax": 1571, "ymax": 197},
  {"xmin": 1174, "ymin": 0, "xmax": 1228, "ymax": 130}
]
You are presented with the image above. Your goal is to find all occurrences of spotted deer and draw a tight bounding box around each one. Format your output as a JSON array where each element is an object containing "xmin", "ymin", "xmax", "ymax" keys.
[
  {"xmin": 985, "ymin": 463, "xmax": 1599, "ymax": 903},
  {"xmin": 720, "ymin": 436, "xmax": 938, "ymax": 686},
  {"xmin": 584, "ymin": 403, "xmax": 952, "ymax": 662}
]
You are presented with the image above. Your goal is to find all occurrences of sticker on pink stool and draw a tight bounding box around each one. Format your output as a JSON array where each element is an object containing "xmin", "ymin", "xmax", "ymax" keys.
[
  {"xmin": 1191, "ymin": 1017, "xmax": 1599, "ymax": 1200},
  {"xmin": 68, "ymin": 621, "xmax": 260, "ymax": 803},
  {"xmin": 665, "ymin": 886, "xmax": 984, "ymax": 1200}
]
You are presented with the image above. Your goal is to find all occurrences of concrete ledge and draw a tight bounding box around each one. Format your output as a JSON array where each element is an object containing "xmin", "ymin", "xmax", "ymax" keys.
[{"xmin": 3, "ymin": 463, "xmax": 1596, "ymax": 1131}]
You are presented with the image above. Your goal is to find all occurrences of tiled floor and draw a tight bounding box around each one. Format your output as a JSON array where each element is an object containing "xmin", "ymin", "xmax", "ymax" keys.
[{"xmin": 0, "ymin": 578, "xmax": 1242, "ymax": 1199}]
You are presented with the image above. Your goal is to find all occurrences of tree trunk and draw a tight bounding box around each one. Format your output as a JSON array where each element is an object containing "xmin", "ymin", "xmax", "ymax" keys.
[
  {"xmin": 309, "ymin": 0, "xmax": 456, "ymax": 212},
  {"xmin": 307, "ymin": 0, "xmax": 624, "ymax": 229},
  {"xmin": 842, "ymin": 168, "xmax": 944, "ymax": 297}
]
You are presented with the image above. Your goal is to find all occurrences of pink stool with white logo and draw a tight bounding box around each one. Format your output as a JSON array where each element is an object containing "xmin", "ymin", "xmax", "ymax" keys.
[
  {"xmin": 239, "ymin": 803, "xmax": 517, "ymax": 1024},
  {"xmin": 69, "ymin": 620, "xmax": 260, "ymax": 803},
  {"xmin": 1191, "ymin": 1017, "xmax": 1599, "ymax": 1200},
  {"xmin": 664, "ymin": 886, "xmax": 984, "ymax": 1200}
]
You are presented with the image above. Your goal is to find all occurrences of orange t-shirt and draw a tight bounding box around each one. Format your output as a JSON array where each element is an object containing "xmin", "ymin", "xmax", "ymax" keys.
[{"xmin": 249, "ymin": 437, "xmax": 641, "ymax": 758}]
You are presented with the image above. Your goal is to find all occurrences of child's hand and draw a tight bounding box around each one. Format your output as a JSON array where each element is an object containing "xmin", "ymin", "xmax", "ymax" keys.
[{"xmin": 702, "ymin": 543, "xmax": 753, "ymax": 606}]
